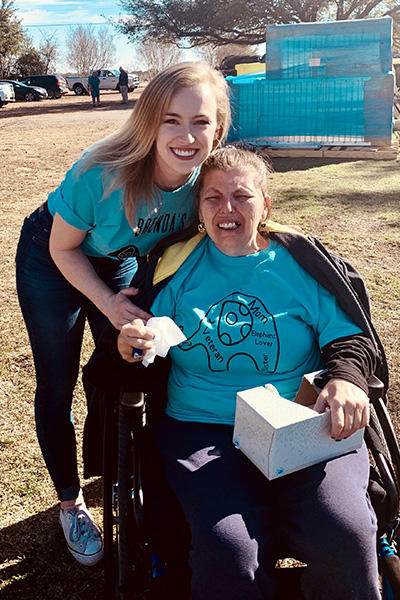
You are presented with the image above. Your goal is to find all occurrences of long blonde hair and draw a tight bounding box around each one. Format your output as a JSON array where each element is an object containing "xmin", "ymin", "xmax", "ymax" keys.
[{"xmin": 80, "ymin": 62, "xmax": 231, "ymax": 224}]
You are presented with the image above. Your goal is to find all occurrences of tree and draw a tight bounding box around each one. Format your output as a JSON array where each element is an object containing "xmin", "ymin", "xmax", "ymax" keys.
[
  {"xmin": 136, "ymin": 40, "xmax": 182, "ymax": 79},
  {"xmin": 66, "ymin": 24, "xmax": 116, "ymax": 74},
  {"xmin": 115, "ymin": 0, "xmax": 400, "ymax": 47},
  {"xmin": 0, "ymin": 0, "xmax": 25, "ymax": 78},
  {"xmin": 13, "ymin": 40, "xmax": 47, "ymax": 79},
  {"xmin": 38, "ymin": 31, "xmax": 58, "ymax": 74},
  {"xmin": 394, "ymin": 18, "xmax": 400, "ymax": 51},
  {"xmin": 97, "ymin": 27, "xmax": 117, "ymax": 69}
]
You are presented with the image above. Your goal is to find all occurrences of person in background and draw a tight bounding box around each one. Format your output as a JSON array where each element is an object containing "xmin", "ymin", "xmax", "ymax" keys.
[
  {"xmin": 118, "ymin": 66, "xmax": 129, "ymax": 104},
  {"xmin": 117, "ymin": 146, "xmax": 381, "ymax": 599},
  {"xmin": 15, "ymin": 62, "xmax": 230, "ymax": 567},
  {"xmin": 88, "ymin": 70, "xmax": 100, "ymax": 107}
]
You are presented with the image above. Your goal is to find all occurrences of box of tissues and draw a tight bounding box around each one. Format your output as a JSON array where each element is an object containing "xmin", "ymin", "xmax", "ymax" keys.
[{"xmin": 233, "ymin": 378, "xmax": 364, "ymax": 480}]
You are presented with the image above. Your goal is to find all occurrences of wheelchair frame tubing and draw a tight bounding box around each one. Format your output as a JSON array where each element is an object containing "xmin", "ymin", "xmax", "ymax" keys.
[
  {"xmin": 117, "ymin": 406, "xmax": 148, "ymax": 599},
  {"xmin": 103, "ymin": 400, "xmax": 118, "ymax": 599}
]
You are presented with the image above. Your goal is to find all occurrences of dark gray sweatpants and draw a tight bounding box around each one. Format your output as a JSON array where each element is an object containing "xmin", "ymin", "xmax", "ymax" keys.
[{"xmin": 153, "ymin": 416, "xmax": 380, "ymax": 600}]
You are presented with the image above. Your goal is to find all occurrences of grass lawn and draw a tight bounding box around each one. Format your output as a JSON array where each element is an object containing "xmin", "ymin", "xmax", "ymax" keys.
[{"xmin": 0, "ymin": 96, "xmax": 399, "ymax": 598}]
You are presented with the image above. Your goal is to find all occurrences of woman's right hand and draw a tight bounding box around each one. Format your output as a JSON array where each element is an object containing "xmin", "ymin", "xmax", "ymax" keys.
[
  {"xmin": 117, "ymin": 319, "xmax": 156, "ymax": 362},
  {"xmin": 49, "ymin": 214, "xmax": 151, "ymax": 329},
  {"xmin": 103, "ymin": 288, "xmax": 152, "ymax": 330}
]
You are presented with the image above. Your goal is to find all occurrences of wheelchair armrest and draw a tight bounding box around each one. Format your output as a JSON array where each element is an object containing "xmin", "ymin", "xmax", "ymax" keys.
[{"xmin": 367, "ymin": 375, "xmax": 385, "ymax": 403}]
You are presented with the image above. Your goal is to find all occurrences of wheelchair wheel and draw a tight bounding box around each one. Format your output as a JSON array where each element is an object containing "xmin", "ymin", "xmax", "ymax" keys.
[
  {"xmin": 103, "ymin": 397, "xmax": 150, "ymax": 600},
  {"xmin": 103, "ymin": 390, "xmax": 191, "ymax": 599},
  {"xmin": 117, "ymin": 408, "xmax": 148, "ymax": 599}
]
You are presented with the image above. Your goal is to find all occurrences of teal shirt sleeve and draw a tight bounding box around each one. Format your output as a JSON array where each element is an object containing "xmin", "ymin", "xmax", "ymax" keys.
[
  {"xmin": 310, "ymin": 281, "xmax": 361, "ymax": 349},
  {"xmin": 151, "ymin": 284, "xmax": 176, "ymax": 320},
  {"xmin": 47, "ymin": 161, "xmax": 199, "ymax": 258},
  {"xmin": 47, "ymin": 160, "xmax": 105, "ymax": 231}
]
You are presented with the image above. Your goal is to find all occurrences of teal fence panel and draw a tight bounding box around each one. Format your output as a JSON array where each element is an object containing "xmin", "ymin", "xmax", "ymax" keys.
[{"xmin": 227, "ymin": 17, "xmax": 394, "ymax": 146}]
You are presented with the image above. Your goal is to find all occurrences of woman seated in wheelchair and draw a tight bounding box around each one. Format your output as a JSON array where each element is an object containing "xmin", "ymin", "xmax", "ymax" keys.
[{"xmin": 117, "ymin": 146, "xmax": 381, "ymax": 600}]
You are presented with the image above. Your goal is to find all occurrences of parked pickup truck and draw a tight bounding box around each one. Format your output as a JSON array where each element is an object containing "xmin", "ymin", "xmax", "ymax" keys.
[
  {"xmin": 0, "ymin": 81, "xmax": 15, "ymax": 107},
  {"xmin": 66, "ymin": 69, "xmax": 140, "ymax": 96}
]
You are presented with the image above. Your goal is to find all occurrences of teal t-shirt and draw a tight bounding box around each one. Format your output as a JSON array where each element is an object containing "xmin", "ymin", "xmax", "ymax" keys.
[
  {"xmin": 150, "ymin": 237, "xmax": 363, "ymax": 425},
  {"xmin": 88, "ymin": 75, "xmax": 100, "ymax": 94},
  {"xmin": 47, "ymin": 161, "xmax": 199, "ymax": 259}
]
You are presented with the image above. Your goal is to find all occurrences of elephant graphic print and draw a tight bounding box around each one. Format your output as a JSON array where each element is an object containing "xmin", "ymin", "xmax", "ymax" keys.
[
  {"xmin": 149, "ymin": 238, "xmax": 363, "ymax": 423},
  {"xmin": 179, "ymin": 292, "xmax": 279, "ymax": 373}
]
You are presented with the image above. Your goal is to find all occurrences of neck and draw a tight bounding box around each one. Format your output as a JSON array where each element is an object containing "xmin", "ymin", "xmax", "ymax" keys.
[
  {"xmin": 214, "ymin": 234, "xmax": 270, "ymax": 257},
  {"xmin": 153, "ymin": 169, "xmax": 193, "ymax": 192}
]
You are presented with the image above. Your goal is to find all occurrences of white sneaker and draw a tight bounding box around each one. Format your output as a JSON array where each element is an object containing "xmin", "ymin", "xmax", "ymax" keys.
[{"xmin": 60, "ymin": 504, "xmax": 104, "ymax": 566}]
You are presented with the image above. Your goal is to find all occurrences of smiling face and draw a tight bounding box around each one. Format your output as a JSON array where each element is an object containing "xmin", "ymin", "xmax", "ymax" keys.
[
  {"xmin": 198, "ymin": 168, "xmax": 270, "ymax": 257},
  {"xmin": 153, "ymin": 83, "xmax": 220, "ymax": 190}
]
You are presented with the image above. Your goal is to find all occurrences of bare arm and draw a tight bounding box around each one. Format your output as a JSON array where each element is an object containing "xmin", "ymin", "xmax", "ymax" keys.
[{"xmin": 49, "ymin": 213, "xmax": 151, "ymax": 329}]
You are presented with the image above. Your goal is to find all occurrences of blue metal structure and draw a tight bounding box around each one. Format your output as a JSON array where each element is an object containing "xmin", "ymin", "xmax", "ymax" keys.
[{"xmin": 227, "ymin": 17, "xmax": 394, "ymax": 147}]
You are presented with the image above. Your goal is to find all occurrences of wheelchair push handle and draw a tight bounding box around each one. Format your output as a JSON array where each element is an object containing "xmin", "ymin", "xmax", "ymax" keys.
[{"xmin": 120, "ymin": 391, "xmax": 145, "ymax": 421}]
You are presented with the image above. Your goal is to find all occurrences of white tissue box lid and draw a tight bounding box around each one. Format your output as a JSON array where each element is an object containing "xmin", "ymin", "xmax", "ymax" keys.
[{"xmin": 237, "ymin": 386, "xmax": 320, "ymax": 427}]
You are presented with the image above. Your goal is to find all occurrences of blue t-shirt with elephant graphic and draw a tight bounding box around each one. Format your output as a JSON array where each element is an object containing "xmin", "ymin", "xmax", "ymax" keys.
[{"xmin": 150, "ymin": 236, "xmax": 362, "ymax": 425}]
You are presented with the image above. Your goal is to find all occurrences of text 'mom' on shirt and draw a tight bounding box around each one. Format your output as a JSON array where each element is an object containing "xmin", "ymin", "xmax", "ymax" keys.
[{"xmin": 150, "ymin": 237, "xmax": 362, "ymax": 425}]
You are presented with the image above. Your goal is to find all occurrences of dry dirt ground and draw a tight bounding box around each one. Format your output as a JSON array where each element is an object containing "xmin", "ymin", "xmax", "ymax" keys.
[
  {"xmin": 0, "ymin": 90, "xmax": 141, "ymax": 600},
  {"xmin": 0, "ymin": 89, "xmax": 399, "ymax": 599}
]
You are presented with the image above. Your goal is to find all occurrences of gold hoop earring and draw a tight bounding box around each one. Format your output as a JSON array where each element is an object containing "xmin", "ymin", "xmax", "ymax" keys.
[
  {"xmin": 258, "ymin": 221, "xmax": 267, "ymax": 232},
  {"xmin": 198, "ymin": 222, "xmax": 206, "ymax": 233}
]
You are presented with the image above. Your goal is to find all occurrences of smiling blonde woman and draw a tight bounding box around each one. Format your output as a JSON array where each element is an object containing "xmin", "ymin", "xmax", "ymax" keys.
[{"xmin": 15, "ymin": 62, "xmax": 230, "ymax": 566}]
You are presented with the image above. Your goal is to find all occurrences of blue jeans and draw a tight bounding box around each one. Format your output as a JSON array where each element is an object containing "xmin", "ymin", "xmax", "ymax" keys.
[{"xmin": 15, "ymin": 204, "xmax": 137, "ymax": 501}]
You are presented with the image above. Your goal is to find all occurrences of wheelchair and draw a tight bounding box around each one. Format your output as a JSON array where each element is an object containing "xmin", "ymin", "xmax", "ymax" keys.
[
  {"xmin": 96, "ymin": 366, "xmax": 400, "ymax": 600},
  {"xmin": 96, "ymin": 358, "xmax": 192, "ymax": 600},
  {"xmin": 76, "ymin": 220, "xmax": 400, "ymax": 599}
]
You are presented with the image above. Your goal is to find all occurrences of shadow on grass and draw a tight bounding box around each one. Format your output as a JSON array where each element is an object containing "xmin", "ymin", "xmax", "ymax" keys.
[
  {"xmin": 0, "ymin": 94, "xmax": 138, "ymax": 120},
  {"xmin": 271, "ymin": 156, "xmax": 399, "ymax": 172},
  {"xmin": 270, "ymin": 156, "xmax": 363, "ymax": 172},
  {"xmin": 0, "ymin": 480, "xmax": 106, "ymax": 600},
  {"xmin": 270, "ymin": 157, "xmax": 400, "ymax": 216},
  {"xmin": 273, "ymin": 185, "xmax": 400, "ymax": 217}
]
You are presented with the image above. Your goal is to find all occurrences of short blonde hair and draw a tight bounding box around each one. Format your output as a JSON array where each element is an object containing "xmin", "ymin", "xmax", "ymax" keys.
[
  {"xmin": 80, "ymin": 62, "xmax": 231, "ymax": 224},
  {"xmin": 197, "ymin": 146, "xmax": 271, "ymax": 209}
]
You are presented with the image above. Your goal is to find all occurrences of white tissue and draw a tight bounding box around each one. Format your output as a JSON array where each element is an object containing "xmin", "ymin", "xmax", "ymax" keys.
[
  {"xmin": 264, "ymin": 383, "xmax": 281, "ymax": 397},
  {"xmin": 142, "ymin": 316, "xmax": 186, "ymax": 367}
]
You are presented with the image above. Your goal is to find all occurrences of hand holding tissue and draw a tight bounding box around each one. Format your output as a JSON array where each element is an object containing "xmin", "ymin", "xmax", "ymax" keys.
[{"xmin": 143, "ymin": 316, "xmax": 186, "ymax": 367}]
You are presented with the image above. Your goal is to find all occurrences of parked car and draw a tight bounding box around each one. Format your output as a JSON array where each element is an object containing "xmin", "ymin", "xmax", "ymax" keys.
[
  {"xmin": 218, "ymin": 54, "xmax": 265, "ymax": 77},
  {"xmin": 0, "ymin": 81, "xmax": 15, "ymax": 107},
  {"xmin": 0, "ymin": 80, "xmax": 47, "ymax": 101},
  {"xmin": 20, "ymin": 74, "xmax": 68, "ymax": 99},
  {"xmin": 66, "ymin": 68, "xmax": 140, "ymax": 95}
]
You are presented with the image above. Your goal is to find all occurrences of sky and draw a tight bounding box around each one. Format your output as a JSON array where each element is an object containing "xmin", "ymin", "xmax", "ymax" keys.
[{"xmin": 12, "ymin": 0, "xmax": 197, "ymax": 73}]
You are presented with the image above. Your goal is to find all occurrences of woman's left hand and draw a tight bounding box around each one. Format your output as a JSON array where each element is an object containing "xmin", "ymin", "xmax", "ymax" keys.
[{"xmin": 314, "ymin": 378, "xmax": 370, "ymax": 440}]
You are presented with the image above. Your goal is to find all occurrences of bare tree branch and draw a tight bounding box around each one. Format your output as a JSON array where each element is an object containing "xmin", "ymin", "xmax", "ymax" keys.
[
  {"xmin": 136, "ymin": 40, "xmax": 182, "ymax": 78},
  {"xmin": 66, "ymin": 25, "xmax": 116, "ymax": 74}
]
